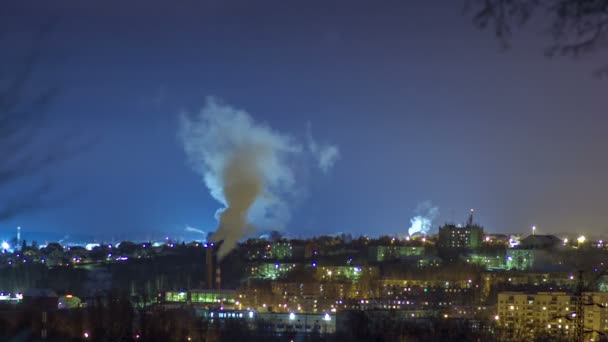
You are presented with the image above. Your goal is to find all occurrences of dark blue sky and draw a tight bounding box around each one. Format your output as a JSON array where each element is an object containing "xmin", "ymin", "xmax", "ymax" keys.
[{"xmin": 2, "ymin": 0, "xmax": 608, "ymax": 240}]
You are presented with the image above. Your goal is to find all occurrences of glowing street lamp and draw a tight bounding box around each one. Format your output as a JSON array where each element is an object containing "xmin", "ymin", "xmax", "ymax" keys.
[
  {"xmin": 532, "ymin": 225, "xmax": 536, "ymax": 235},
  {"xmin": 578, "ymin": 235, "xmax": 586, "ymax": 244}
]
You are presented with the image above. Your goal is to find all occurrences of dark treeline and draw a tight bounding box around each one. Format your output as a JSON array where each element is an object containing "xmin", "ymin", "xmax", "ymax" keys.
[{"xmin": 0, "ymin": 244, "xmax": 251, "ymax": 297}]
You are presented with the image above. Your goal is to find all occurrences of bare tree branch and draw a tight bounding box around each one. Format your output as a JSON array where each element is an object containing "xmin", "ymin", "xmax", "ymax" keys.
[
  {"xmin": 467, "ymin": 0, "xmax": 608, "ymax": 75},
  {"xmin": 468, "ymin": 0, "xmax": 542, "ymax": 47},
  {"xmin": 0, "ymin": 23, "xmax": 77, "ymax": 220}
]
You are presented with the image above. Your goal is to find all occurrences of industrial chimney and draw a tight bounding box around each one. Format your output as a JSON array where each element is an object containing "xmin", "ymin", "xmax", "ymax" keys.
[
  {"xmin": 215, "ymin": 265, "xmax": 221, "ymax": 290},
  {"xmin": 205, "ymin": 244, "xmax": 214, "ymax": 289},
  {"xmin": 205, "ymin": 243, "xmax": 222, "ymax": 290}
]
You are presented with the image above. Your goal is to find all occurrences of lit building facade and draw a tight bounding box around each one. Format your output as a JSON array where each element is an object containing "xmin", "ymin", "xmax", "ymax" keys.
[
  {"xmin": 246, "ymin": 241, "xmax": 293, "ymax": 260},
  {"xmin": 367, "ymin": 246, "xmax": 424, "ymax": 262},
  {"xmin": 162, "ymin": 289, "xmax": 237, "ymax": 309},
  {"xmin": 497, "ymin": 291, "xmax": 608, "ymax": 341},
  {"xmin": 466, "ymin": 253, "xmax": 506, "ymax": 270},
  {"xmin": 199, "ymin": 310, "xmax": 336, "ymax": 335},
  {"xmin": 438, "ymin": 224, "xmax": 483, "ymax": 249},
  {"xmin": 248, "ymin": 262, "xmax": 299, "ymax": 280},
  {"xmin": 506, "ymin": 248, "xmax": 534, "ymax": 270}
]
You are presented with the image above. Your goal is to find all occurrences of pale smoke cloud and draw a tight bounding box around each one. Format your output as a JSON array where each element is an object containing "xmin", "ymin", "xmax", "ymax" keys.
[
  {"xmin": 306, "ymin": 124, "xmax": 340, "ymax": 173},
  {"xmin": 180, "ymin": 97, "xmax": 338, "ymax": 259},
  {"xmin": 185, "ymin": 226, "xmax": 206, "ymax": 235},
  {"xmin": 314, "ymin": 144, "xmax": 340, "ymax": 173},
  {"xmin": 408, "ymin": 201, "xmax": 439, "ymax": 236}
]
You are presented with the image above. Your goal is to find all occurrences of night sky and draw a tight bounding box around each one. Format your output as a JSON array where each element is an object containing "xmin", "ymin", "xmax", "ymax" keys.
[{"xmin": 2, "ymin": 1, "xmax": 608, "ymax": 240}]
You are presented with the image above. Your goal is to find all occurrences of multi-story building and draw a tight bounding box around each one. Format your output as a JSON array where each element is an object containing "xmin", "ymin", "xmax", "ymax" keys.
[
  {"xmin": 497, "ymin": 291, "xmax": 608, "ymax": 341},
  {"xmin": 400, "ymin": 255, "xmax": 442, "ymax": 269},
  {"xmin": 465, "ymin": 253, "xmax": 506, "ymax": 270},
  {"xmin": 247, "ymin": 241, "xmax": 293, "ymax": 260},
  {"xmin": 199, "ymin": 310, "xmax": 336, "ymax": 335},
  {"xmin": 437, "ymin": 224, "xmax": 483, "ymax": 249},
  {"xmin": 269, "ymin": 241, "xmax": 293, "ymax": 260},
  {"xmin": 269, "ymin": 281, "xmax": 354, "ymax": 313},
  {"xmin": 378, "ymin": 279, "xmax": 480, "ymax": 307},
  {"xmin": 483, "ymin": 272, "xmax": 576, "ymax": 292},
  {"xmin": 506, "ymin": 248, "xmax": 534, "ymax": 270},
  {"xmin": 161, "ymin": 289, "xmax": 238, "ymax": 309},
  {"xmin": 367, "ymin": 246, "xmax": 424, "ymax": 262},
  {"xmin": 314, "ymin": 266, "xmax": 378, "ymax": 283},
  {"xmin": 597, "ymin": 275, "xmax": 608, "ymax": 292},
  {"xmin": 247, "ymin": 262, "xmax": 299, "ymax": 280}
]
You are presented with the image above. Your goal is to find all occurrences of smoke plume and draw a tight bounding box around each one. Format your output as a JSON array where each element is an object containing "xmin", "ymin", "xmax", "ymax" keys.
[
  {"xmin": 306, "ymin": 124, "xmax": 340, "ymax": 173},
  {"xmin": 408, "ymin": 201, "xmax": 439, "ymax": 236},
  {"xmin": 179, "ymin": 97, "xmax": 338, "ymax": 259},
  {"xmin": 185, "ymin": 226, "xmax": 206, "ymax": 235}
]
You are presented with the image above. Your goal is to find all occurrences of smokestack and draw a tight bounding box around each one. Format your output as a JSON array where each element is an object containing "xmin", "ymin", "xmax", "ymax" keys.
[
  {"xmin": 206, "ymin": 245, "xmax": 214, "ymax": 290},
  {"xmin": 215, "ymin": 265, "xmax": 221, "ymax": 290},
  {"xmin": 205, "ymin": 243, "xmax": 222, "ymax": 290}
]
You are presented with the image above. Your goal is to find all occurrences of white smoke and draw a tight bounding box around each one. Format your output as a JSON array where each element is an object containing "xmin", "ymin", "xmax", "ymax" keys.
[
  {"xmin": 185, "ymin": 226, "xmax": 206, "ymax": 235},
  {"xmin": 408, "ymin": 201, "xmax": 439, "ymax": 236},
  {"xmin": 179, "ymin": 97, "xmax": 338, "ymax": 259},
  {"xmin": 306, "ymin": 124, "xmax": 340, "ymax": 173}
]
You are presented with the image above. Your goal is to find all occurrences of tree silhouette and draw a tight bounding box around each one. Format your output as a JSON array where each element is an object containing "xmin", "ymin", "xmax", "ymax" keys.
[
  {"xmin": 468, "ymin": 0, "xmax": 608, "ymax": 75},
  {"xmin": 0, "ymin": 23, "xmax": 81, "ymax": 222}
]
